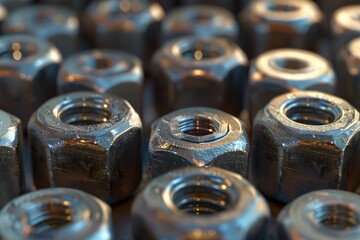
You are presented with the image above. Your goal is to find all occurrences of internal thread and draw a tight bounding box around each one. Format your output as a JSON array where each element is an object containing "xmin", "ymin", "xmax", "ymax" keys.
[
  {"xmin": 274, "ymin": 58, "xmax": 309, "ymax": 71},
  {"xmin": 284, "ymin": 98, "xmax": 342, "ymax": 125},
  {"xmin": 178, "ymin": 116, "xmax": 218, "ymax": 136},
  {"xmin": 85, "ymin": 57, "xmax": 113, "ymax": 70},
  {"xmin": 172, "ymin": 185, "xmax": 231, "ymax": 215},
  {"xmin": 182, "ymin": 42, "xmax": 223, "ymax": 60},
  {"xmin": 315, "ymin": 204, "xmax": 359, "ymax": 230},
  {"xmin": 27, "ymin": 202, "xmax": 73, "ymax": 234},
  {"xmin": 267, "ymin": 3, "xmax": 299, "ymax": 12}
]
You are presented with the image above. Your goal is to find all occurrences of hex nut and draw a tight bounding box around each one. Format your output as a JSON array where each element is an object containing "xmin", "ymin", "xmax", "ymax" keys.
[
  {"xmin": 132, "ymin": 167, "xmax": 270, "ymax": 240},
  {"xmin": 0, "ymin": 34, "xmax": 62, "ymax": 125},
  {"xmin": 248, "ymin": 48, "xmax": 335, "ymax": 123},
  {"xmin": 0, "ymin": 110, "xmax": 23, "ymax": 207},
  {"xmin": 0, "ymin": 188, "xmax": 113, "ymax": 240},
  {"xmin": 83, "ymin": 0, "xmax": 165, "ymax": 64},
  {"xmin": 161, "ymin": 5, "xmax": 239, "ymax": 44},
  {"xmin": 277, "ymin": 189, "xmax": 360, "ymax": 240},
  {"xmin": 332, "ymin": 5, "xmax": 360, "ymax": 58},
  {"xmin": 251, "ymin": 91, "xmax": 360, "ymax": 203},
  {"xmin": 149, "ymin": 107, "xmax": 249, "ymax": 179},
  {"xmin": 57, "ymin": 49, "xmax": 144, "ymax": 114},
  {"xmin": 28, "ymin": 92, "xmax": 142, "ymax": 203},
  {"xmin": 152, "ymin": 36, "xmax": 248, "ymax": 115},
  {"xmin": 240, "ymin": 0, "xmax": 322, "ymax": 58}
]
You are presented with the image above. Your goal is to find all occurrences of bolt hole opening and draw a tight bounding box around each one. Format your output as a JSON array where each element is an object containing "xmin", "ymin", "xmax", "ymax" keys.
[
  {"xmin": 273, "ymin": 58, "xmax": 309, "ymax": 71},
  {"xmin": 181, "ymin": 42, "xmax": 224, "ymax": 60},
  {"xmin": 267, "ymin": 3, "xmax": 299, "ymax": 12},
  {"xmin": 315, "ymin": 204, "xmax": 359, "ymax": 230},
  {"xmin": 84, "ymin": 57, "xmax": 114, "ymax": 70},
  {"xmin": 178, "ymin": 116, "xmax": 219, "ymax": 136}
]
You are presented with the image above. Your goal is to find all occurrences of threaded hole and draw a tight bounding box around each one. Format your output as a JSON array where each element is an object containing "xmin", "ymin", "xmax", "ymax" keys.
[
  {"xmin": 84, "ymin": 57, "xmax": 113, "ymax": 70},
  {"xmin": 26, "ymin": 202, "xmax": 73, "ymax": 234},
  {"xmin": 284, "ymin": 98, "xmax": 342, "ymax": 125},
  {"xmin": 178, "ymin": 116, "xmax": 218, "ymax": 136},
  {"xmin": 273, "ymin": 58, "xmax": 309, "ymax": 71},
  {"xmin": 181, "ymin": 42, "xmax": 224, "ymax": 60},
  {"xmin": 315, "ymin": 204, "xmax": 359, "ymax": 230},
  {"xmin": 267, "ymin": 3, "xmax": 299, "ymax": 12},
  {"xmin": 0, "ymin": 41, "xmax": 37, "ymax": 60}
]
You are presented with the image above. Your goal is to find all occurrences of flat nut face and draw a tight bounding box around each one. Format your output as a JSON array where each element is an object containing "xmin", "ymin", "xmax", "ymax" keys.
[{"xmin": 333, "ymin": 5, "xmax": 360, "ymax": 33}]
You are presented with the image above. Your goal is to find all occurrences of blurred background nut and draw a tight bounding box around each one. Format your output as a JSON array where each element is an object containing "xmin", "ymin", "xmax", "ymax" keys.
[
  {"xmin": 251, "ymin": 91, "xmax": 360, "ymax": 203},
  {"xmin": 149, "ymin": 107, "xmax": 249, "ymax": 179},
  {"xmin": 132, "ymin": 167, "xmax": 270, "ymax": 240},
  {"xmin": 57, "ymin": 49, "xmax": 143, "ymax": 115},
  {"xmin": 161, "ymin": 5, "xmax": 239, "ymax": 44},
  {"xmin": 0, "ymin": 110, "xmax": 23, "ymax": 207},
  {"xmin": 0, "ymin": 34, "xmax": 62, "ymax": 125},
  {"xmin": 2, "ymin": 4, "xmax": 79, "ymax": 58},
  {"xmin": 248, "ymin": 48, "xmax": 335, "ymax": 123},
  {"xmin": 84, "ymin": 0, "xmax": 165, "ymax": 65},
  {"xmin": 336, "ymin": 37, "xmax": 360, "ymax": 110},
  {"xmin": 0, "ymin": 188, "xmax": 113, "ymax": 240},
  {"xmin": 0, "ymin": 0, "xmax": 30, "ymax": 12},
  {"xmin": 240, "ymin": 0, "xmax": 322, "ymax": 58},
  {"xmin": 152, "ymin": 36, "xmax": 248, "ymax": 115},
  {"xmin": 277, "ymin": 189, "xmax": 360, "ymax": 239},
  {"xmin": 28, "ymin": 92, "xmax": 142, "ymax": 203}
]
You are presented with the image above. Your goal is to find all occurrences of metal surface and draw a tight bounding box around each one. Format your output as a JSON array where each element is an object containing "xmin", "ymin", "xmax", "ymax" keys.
[
  {"xmin": 0, "ymin": 34, "xmax": 62, "ymax": 125},
  {"xmin": 28, "ymin": 92, "xmax": 142, "ymax": 204},
  {"xmin": 57, "ymin": 49, "xmax": 144, "ymax": 114},
  {"xmin": 149, "ymin": 107, "xmax": 249, "ymax": 178},
  {"xmin": 251, "ymin": 91, "xmax": 360, "ymax": 203},
  {"xmin": 152, "ymin": 36, "xmax": 248, "ymax": 115},
  {"xmin": 248, "ymin": 48, "xmax": 335, "ymax": 123},
  {"xmin": 3, "ymin": 4, "xmax": 79, "ymax": 58},
  {"xmin": 132, "ymin": 167, "xmax": 270, "ymax": 239},
  {"xmin": 240, "ymin": 0, "xmax": 323, "ymax": 58},
  {"xmin": 0, "ymin": 188, "xmax": 113, "ymax": 240},
  {"xmin": 277, "ymin": 189, "xmax": 360, "ymax": 240}
]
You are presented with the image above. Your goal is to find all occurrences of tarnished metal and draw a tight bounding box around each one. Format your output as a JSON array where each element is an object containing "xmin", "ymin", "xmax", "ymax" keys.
[
  {"xmin": 0, "ymin": 188, "xmax": 113, "ymax": 240},
  {"xmin": 28, "ymin": 92, "xmax": 142, "ymax": 203},
  {"xmin": 248, "ymin": 48, "xmax": 335, "ymax": 123},
  {"xmin": 0, "ymin": 34, "xmax": 62, "ymax": 125},
  {"xmin": 132, "ymin": 167, "xmax": 270, "ymax": 240},
  {"xmin": 278, "ymin": 189, "xmax": 360, "ymax": 240},
  {"xmin": 57, "ymin": 49, "xmax": 143, "ymax": 114},
  {"xmin": 152, "ymin": 36, "xmax": 248, "ymax": 115},
  {"xmin": 251, "ymin": 91, "xmax": 360, "ymax": 203},
  {"xmin": 149, "ymin": 107, "xmax": 249, "ymax": 179}
]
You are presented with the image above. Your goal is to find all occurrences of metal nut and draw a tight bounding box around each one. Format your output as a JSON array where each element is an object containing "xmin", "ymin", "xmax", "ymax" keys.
[
  {"xmin": 332, "ymin": 5, "xmax": 360, "ymax": 57},
  {"xmin": 0, "ymin": 110, "xmax": 23, "ymax": 207},
  {"xmin": 57, "ymin": 49, "xmax": 144, "ymax": 114},
  {"xmin": 248, "ymin": 48, "xmax": 335, "ymax": 123},
  {"xmin": 149, "ymin": 107, "xmax": 249, "ymax": 178},
  {"xmin": 251, "ymin": 91, "xmax": 360, "ymax": 203},
  {"xmin": 0, "ymin": 188, "xmax": 113, "ymax": 240},
  {"xmin": 336, "ymin": 37, "xmax": 360, "ymax": 110},
  {"xmin": 84, "ymin": 0, "xmax": 165, "ymax": 64},
  {"xmin": 3, "ymin": 4, "xmax": 79, "ymax": 58},
  {"xmin": 161, "ymin": 5, "xmax": 239, "ymax": 44},
  {"xmin": 0, "ymin": 34, "xmax": 62, "ymax": 125},
  {"xmin": 240, "ymin": 0, "xmax": 322, "ymax": 58},
  {"xmin": 277, "ymin": 189, "xmax": 360, "ymax": 239},
  {"xmin": 28, "ymin": 92, "xmax": 142, "ymax": 203},
  {"xmin": 152, "ymin": 36, "xmax": 248, "ymax": 115},
  {"xmin": 132, "ymin": 167, "xmax": 270, "ymax": 240}
]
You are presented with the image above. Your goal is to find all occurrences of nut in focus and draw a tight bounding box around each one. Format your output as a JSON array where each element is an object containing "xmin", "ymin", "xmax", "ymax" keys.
[{"xmin": 28, "ymin": 92, "xmax": 142, "ymax": 203}]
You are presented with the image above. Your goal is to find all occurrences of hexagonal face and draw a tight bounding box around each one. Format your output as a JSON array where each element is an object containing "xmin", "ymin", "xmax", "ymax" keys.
[
  {"xmin": 251, "ymin": 91, "xmax": 360, "ymax": 203},
  {"xmin": 28, "ymin": 92, "xmax": 142, "ymax": 203},
  {"xmin": 149, "ymin": 107, "xmax": 249, "ymax": 178}
]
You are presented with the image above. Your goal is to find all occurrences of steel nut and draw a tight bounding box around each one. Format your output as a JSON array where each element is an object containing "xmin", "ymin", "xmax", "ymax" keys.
[
  {"xmin": 251, "ymin": 91, "xmax": 360, "ymax": 203},
  {"xmin": 152, "ymin": 36, "xmax": 248, "ymax": 115},
  {"xmin": 248, "ymin": 48, "xmax": 335, "ymax": 123},
  {"xmin": 0, "ymin": 188, "xmax": 113, "ymax": 240},
  {"xmin": 149, "ymin": 107, "xmax": 249, "ymax": 179},
  {"xmin": 132, "ymin": 167, "xmax": 270, "ymax": 240},
  {"xmin": 0, "ymin": 110, "xmax": 23, "ymax": 207},
  {"xmin": 83, "ymin": 0, "xmax": 165, "ymax": 64},
  {"xmin": 2, "ymin": 5, "xmax": 79, "ymax": 58},
  {"xmin": 277, "ymin": 189, "xmax": 360, "ymax": 240},
  {"xmin": 28, "ymin": 92, "xmax": 142, "ymax": 203},
  {"xmin": 161, "ymin": 5, "xmax": 239, "ymax": 44},
  {"xmin": 240, "ymin": 0, "xmax": 322, "ymax": 58},
  {"xmin": 332, "ymin": 5, "xmax": 360, "ymax": 58},
  {"xmin": 57, "ymin": 49, "xmax": 144, "ymax": 115},
  {"xmin": 0, "ymin": 34, "xmax": 62, "ymax": 125},
  {"xmin": 336, "ymin": 37, "xmax": 360, "ymax": 110}
]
